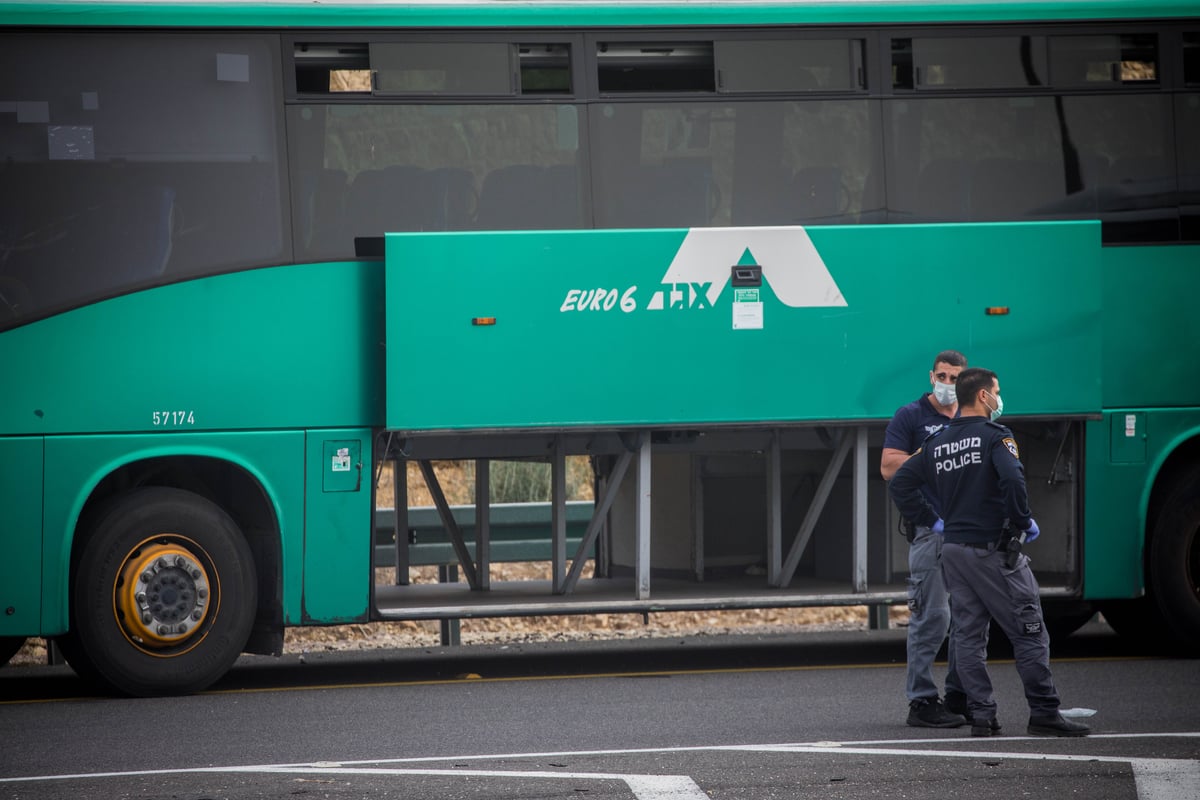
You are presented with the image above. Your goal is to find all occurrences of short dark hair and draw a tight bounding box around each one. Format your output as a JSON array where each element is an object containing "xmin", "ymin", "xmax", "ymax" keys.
[
  {"xmin": 932, "ymin": 350, "xmax": 967, "ymax": 370},
  {"xmin": 956, "ymin": 367, "xmax": 998, "ymax": 406}
]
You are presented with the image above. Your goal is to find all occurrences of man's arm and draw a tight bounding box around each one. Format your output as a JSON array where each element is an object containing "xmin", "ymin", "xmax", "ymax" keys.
[
  {"xmin": 888, "ymin": 455, "xmax": 939, "ymax": 530},
  {"xmin": 880, "ymin": 406, "xmax": 913, "ymax": 480},
  {"xmin": 880, "ymin": 447, "xmax": 910, "ymax": 481},
  {"xmin": 991, "ymin": 435, "xmax": 1033, "ymax": 531}
]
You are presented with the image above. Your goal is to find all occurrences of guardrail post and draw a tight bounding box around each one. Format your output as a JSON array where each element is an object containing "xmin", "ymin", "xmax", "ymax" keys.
[
  {"xmin": 868, "ymin": 604, "xmax": 890, "ymax": 630},
  {"xmin": 393, "ymin": 458, "xmax": 409, "ymax": 586},
  {"xmin": 438, "ymin": 564, "xmax": 461, "ymax": 646}
]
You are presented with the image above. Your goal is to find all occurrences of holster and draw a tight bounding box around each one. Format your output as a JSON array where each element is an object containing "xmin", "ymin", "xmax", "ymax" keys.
[{"xmin": 1001, "ymin": 527, "xmax": 1025, "ymax": 569}]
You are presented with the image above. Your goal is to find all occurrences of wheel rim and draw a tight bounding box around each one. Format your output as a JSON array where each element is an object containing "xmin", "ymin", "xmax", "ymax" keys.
[{"xmin": 114, "ymin": 537, "xmax": 214, "ymax": 654}]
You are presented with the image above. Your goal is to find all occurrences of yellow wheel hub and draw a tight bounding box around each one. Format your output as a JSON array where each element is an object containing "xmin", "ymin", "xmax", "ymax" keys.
[{"xmin": 117, "ymin": 541, "xmax": 211, "ymax": 648}]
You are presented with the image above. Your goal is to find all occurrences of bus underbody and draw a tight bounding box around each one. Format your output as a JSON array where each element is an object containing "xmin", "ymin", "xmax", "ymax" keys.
[{"xmin": 371, "ymin": 419, "xmax": 1086, "ymax": 628}]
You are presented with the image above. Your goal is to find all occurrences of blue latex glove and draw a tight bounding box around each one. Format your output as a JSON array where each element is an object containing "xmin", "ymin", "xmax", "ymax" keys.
[
  {"xmin": 932, "ymin": 518, "xmax": 945, "ymax": 534},
  {"xmin": 1024, "ymin": 518, "xmax": 1040, "ymax": 543}
]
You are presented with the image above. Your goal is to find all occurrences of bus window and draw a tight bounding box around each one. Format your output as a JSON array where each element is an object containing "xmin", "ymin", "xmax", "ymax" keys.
[
  {"xmin": 1182, "ymin": 35, "xmax": 1200, "ymax": 241},
  {"xmin": 589, "ymin": 100, "xmax": 883, "ymax": 229},
  {"xmin": 287, "ymin": 103, "xmax": 585, "ymax": 259},
  {"xmin": 715, "ymin": 39, "xmax": 866, "ymax": 93},
  {"xmin": 0, "ymin": 33, "xmax": 287, "ymax": 323},
  {"xmin": 1049, "ymin": 33, "xmax": 1158, "ymax": 85},
  {"xmin": 295, "ymin": 40, "xmax": 571, "ymax": 97},
  {"xmin": 1187, "ymin": 33, "xmax": 1200, "ymax": 85},
  {"xmin": 895, "ymin": 35, "xmax": 1048, "ymax": 89},
  {"xmin": 371, "ymin": 42, "xmax": 515, "ymax": 95},
  {"xmin": 886, "ymin": 93, "xmax": 1178, "ymax": 240},
  {"xmin": 597, "ymin": 42, "xmax": 715, "ymax": 93}
]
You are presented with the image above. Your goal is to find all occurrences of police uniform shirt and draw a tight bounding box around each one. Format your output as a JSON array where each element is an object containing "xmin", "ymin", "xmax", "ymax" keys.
[
  {"xmin": 883, "ymin": 393, "xmax": 956, "ymax": 516},
  {"xmin": 889, "ymin": 416, "xmax": 1033, "ymax": 546}
]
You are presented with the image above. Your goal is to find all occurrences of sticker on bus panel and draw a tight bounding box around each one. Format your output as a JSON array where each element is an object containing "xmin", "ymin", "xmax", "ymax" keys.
[
  {"xmin": 558, "ymin": 227, "xmax": 845, "ymax": 315},
  {"xmin": 732, "ymin": 287, "xmax": 763, "ymax": 330}
]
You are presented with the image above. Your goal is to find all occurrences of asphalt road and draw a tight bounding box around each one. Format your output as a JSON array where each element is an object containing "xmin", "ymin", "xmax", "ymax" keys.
[{"xmin": 1, "ymin": 621, "xmax": 1197, "ymax": 799}]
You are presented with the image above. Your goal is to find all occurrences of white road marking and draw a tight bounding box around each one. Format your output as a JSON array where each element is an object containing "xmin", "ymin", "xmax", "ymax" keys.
[
  {"xmin": 243, "ymin": 765, "xmax": 710, "ymax": 800},
  {"xmin": 0, "ymin": 764, "xmax": 709, "ymax": 800},
  {"xmin": 2, "ymin": 732, "xmax": 1196, "ymax": 799}
]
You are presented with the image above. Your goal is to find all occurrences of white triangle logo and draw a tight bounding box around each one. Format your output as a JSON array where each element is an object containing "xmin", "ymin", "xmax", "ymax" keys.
[{"xmin": 647, "ymin": 226, "xmax": 846, "ymax": 310}]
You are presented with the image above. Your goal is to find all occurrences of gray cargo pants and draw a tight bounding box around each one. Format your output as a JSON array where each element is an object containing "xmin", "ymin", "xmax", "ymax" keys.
[{"xmin": 940, "ymin": 541, "xmax": 1061, "ymax": 721}]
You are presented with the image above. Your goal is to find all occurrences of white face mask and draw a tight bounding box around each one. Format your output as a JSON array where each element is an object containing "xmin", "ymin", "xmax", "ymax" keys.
[
  {"xmin": 932, "ymin": 381, "xmax": 957, "ymax": 407},
  {"xmin": 984, "ymin": 391, "xmax": 1004, "ymax": 421}
]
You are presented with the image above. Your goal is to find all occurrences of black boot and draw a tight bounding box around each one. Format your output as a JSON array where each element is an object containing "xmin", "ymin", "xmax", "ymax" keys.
[
  {"xmin": 944, "ymin": 690, "xmax": 969, "ymax": 719},
  {"xmin": 907, "ymin": 698, "xmax": 967, "ymax": 728},
  {"xmin": 1028, "ymin": 712, "xmax": 1090, "ymax": 737},
  {"xmin": 970, "ymin": 717, "xmax": 1002, "ymax": 737}
]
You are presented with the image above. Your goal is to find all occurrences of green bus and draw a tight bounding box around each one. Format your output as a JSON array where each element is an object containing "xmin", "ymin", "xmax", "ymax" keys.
[{"xmin": 2, "ymin": 0, "xmax": 1198, "ymax": 695}]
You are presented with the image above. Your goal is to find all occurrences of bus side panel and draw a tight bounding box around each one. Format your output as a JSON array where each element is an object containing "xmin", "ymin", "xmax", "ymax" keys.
[
  {"xmin": 40, "ymin": 431, "xmax": 306, "ymax": 632},
  {"xmin": 384, "ymin": 222, "xmax": 1102, "ymax": 431},
  {"xmin": 1100, "ymin": 245, "xmax": 1200, "ymax": 409},
  {"xmin": 301, "ymin": 428, "xmax": 373, "ymax": 624},
  {"xmin": 0, "ymin": 437, "xmax": 43, "ymax": 637},
  {"xmin": 1083, "ymin": 410, "xmax": 1200, "ymax": 600},
  {"xmin": 0, "ymin": 260, "xmax": 386, "ymax": 437},
  {"xmin": 1084, "ymin": 416, "xmax": 1145, "ymax": 600}
]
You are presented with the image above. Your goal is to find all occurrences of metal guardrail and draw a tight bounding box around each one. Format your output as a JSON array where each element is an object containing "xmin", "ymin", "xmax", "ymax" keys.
[{"xmin": 373, "ymin": 501, "xmax": 595, "ymax": 566}]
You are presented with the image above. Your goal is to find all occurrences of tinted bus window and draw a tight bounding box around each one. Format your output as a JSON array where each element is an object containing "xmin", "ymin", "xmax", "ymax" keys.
[
  {"xmin": 371, "ymin": 42, "xmax": 515, "ymax": 95},
  {"xmin": 886, "ymin": 93, "xmax": 1177, "ymax": 241},
  {"xmin": 597, "ymin": 42, "xmax": 715, "ymax": 93},
  {"xmin": 589, "ymin": 99, "xmax": 883, "ymax": 228},
  {"xmin": 0, "ymin": 33, "xmax": 286, "ymax": 324},
  {"xmin": 1180, "ymin": 91, "xmax": 1200, "ymax": 241},
  {"xmin": 287, "ymin": 103, "xmax": 585, "ymax": 260},
  {"xmin": 895, "ymin": 36, "xmax": 1048, "ymax": 89},
  {"xmin": 715, "ymin": 39, "xmax": 865, "ymax": 92},
  {"xmin": 1049, "ymin": 34, "xmax": 1158, "ymax": 85},
  {"xmin": 1187, "ymin": 33, "xmax": 1200, "ymax": 85}
]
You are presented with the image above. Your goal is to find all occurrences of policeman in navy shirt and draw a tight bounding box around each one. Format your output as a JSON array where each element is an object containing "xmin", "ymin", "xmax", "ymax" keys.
[
  {"xmin": 881, "ymin": 350, "xmax": 967, "ymax": 729},
  {"xmin": 889, "ymin": 367, "xmax": 1090, "ymax": 737}
]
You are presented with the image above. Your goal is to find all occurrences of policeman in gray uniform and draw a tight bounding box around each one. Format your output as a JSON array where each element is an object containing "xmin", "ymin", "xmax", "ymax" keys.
[{"xmin": 888, "ymin": 367, "xmax": 1090, "ymax": 737}]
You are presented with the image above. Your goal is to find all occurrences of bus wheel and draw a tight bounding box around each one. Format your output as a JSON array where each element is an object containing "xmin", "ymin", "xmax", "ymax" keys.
[
  {"xmin": 0, "ymin": 637, "xmax": 26, "ymax": 666},
  {"xmin": 1149, "ymin": 481, "xmax": 1200, "ymax": 655},
  {"xmin": 66, "ymin": 487, "xmax": 257, "ymax": 696}
]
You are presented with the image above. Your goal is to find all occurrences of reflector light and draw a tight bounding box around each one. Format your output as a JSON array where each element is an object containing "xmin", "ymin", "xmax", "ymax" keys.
[
  {"xmin": 472, "ymin": 317, "xmax": 497, "ymax": 326},
  {"xmin": 984, "ymin": 307, "xmax": 1010, "ymax": 316}
]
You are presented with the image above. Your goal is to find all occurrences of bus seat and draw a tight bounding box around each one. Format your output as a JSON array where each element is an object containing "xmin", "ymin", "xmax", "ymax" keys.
[
  {"xmin": 345, "ymin": 166, "xmax": 437, "ymax": 235},
  {"xmin": 428, "ymin": 167, "xmax": 477, "ymax": 230},
  {"xmin": 475, "ymin": 164, "xmax": 582, "ymax": 230},
  {"xmin": 621, "ymin": 160, "xmax": 716, "ymax": 228}
]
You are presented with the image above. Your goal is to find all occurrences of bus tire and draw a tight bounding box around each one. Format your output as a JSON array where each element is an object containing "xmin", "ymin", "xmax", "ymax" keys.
[
  {"xmin": 1099, "ymin": 597, "xmax": 1176, "ymax": 653},
  {"xmin": 1148, "ymin": 480, "xmax": 1200, "ymax": 655},
  {"xmin": 0, "ymin": 637, "xmax": 26, "ymax": 666},
  {"xmin": 65, "ymin": 487, "xmax": 257, "ymax": 696}
]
